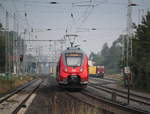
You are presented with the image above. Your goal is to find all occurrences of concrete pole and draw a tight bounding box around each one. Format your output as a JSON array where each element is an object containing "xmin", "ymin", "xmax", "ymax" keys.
[{"xmin": 5, "ymin": 11, "xmax": 9, "ymax": 76}]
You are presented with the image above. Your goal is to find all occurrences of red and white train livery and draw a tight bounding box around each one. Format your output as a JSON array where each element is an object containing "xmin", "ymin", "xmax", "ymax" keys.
[{"xmin": 56, "ymin": 47, "xmax": 89, "ymax": 88}]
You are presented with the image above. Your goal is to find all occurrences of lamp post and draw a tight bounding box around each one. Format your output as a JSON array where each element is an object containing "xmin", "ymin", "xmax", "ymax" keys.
[
  {"xmin": 76, "ymin": 27, "xmax": 97, "ymax": 32},
  {"xmin": 126, "ymin": 0, "xmax": 138, "ymax": 105},
  {"xmin": 49, "ymin": 2, "xmax": 58, "ymax": 4}
]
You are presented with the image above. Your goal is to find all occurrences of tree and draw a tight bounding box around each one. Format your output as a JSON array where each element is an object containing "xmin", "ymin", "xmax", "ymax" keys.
[
  {"xmin": 0, "ymin": 23, "xmax": 5, "ymax": 72},
  {"xmin": 101, "ymin": 43, "xmax": 109, "ymax": 56},
  {"xmin": 0, "ymin": 23, "xmax": 24, "ymax": 73},
  {"xmin": 131, "ymin": 11, "xmax": 150, "ymax": 90},
  {"xmin": 90, "ymin": 39, "xmax": 122, "ymax": 74},
  {"xmin": 0, "ymin": 23, "xmax": 3, "ymax": 29},
  {"xmin": 89, "ymin": 52, "xmax": 95, "ymax": 61}
]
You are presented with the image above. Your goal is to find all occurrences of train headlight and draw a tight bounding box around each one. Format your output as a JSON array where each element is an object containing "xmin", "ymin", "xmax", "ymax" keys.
[
  {"xmin": 64, "ymin": 67, "xmax": 68, "ymax": 72},
  {"xmin": 80, "ymin": 67, "xmax": 84, "ymax": 72}
]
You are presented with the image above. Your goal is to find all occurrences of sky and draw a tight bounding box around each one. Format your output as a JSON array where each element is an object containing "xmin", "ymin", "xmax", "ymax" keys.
[{"xmin": 0, "ymin": 0, "xmax": 150, "ymax": 56}]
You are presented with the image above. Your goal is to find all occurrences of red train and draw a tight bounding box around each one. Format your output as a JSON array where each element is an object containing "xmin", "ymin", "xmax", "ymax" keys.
[{"xmin": 56, "ymin": 47, "xmax": 89, "ymax": 88}]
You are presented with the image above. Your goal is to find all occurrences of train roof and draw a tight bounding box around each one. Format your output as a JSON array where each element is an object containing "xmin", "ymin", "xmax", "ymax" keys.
[{"xmin": 62, "ymin": 47, "xmax": 84, "ymax": 54}]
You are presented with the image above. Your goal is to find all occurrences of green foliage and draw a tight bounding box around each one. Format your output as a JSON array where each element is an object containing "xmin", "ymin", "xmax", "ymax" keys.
[
  {"xmin": 131, "ymin": 11, "xmax": 150, "ymax": 91},
  {"xmin": 0, "ymin": 30, "xmax": 5, "ymax": 72},
  {"xmin": 0, "ymin": 23, "xmax": 3, "ymax": 29},
  {"xmin": 0, "ymin": 75, "xmax": 33, "ymax": 94},
  {"xmin": 0, "ymin": 23, "xmax": 22, "ymax": 73},
  {"xmin": 89, "ymin": 39, "xmax": 122, "ymax": 74}
]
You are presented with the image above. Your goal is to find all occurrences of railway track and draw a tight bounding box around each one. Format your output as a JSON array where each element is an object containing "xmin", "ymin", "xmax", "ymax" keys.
[
  {"xmin": 90, "ymin": 84, "xmax": 150, "ymax": 104},
  {"xmin": 66, "ymin": 89, "xmax": 149, "ymax": 114},
  {"xmin": 82, "ymin": 90, "xmax": 149, "ymax": 114},
  {"xmin": 0, "ymin": 78, "xmax": 43, "ymax": 114},
  {"xmin": 88, "ymin": 82, "xmax": 150, "ymax": 113},
  {"xmin": 89, "ymin": 77, "xmax": 150, "ymax": 105},
  {"xmin": 89, "ymin": 77, "xmax": 117, "ymax": 85},
  {"xmin": 0, "ymin": 79, "xmax": 37, "ymax": 103},
  {"xmin": 63, "ymin": 77, "xmax": 150, "ymax": 114}
]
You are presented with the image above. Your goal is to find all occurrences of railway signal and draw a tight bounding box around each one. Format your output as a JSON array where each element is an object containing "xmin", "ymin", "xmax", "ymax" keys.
[{"xmin": 19, "ymin": 55, "xmax": 23, "ymax": 62}]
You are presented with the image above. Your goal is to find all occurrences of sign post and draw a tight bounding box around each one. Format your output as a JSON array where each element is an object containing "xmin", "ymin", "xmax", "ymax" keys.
[{"xmin": 124, "ymin": 66, "xmax": 131, "ymax": 104}]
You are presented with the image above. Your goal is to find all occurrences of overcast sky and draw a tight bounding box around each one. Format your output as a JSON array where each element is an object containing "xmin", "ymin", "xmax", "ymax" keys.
[{"xmin": 0, "ymin": 0, "xmax": 150, "ymax": 55}]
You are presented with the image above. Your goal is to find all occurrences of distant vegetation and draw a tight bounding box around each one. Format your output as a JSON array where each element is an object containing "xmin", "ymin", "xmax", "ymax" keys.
[
  {"xmin": 0, "ymin": 24, "xmax": 5, "ymax": 72},
  {"xmin": 89, "ymin": 11, "xmax": 150, "ymax": 91},
  {"xmin": 0, "ymin": 23, "xmax": 25, "ymax": 73},
  {"xmin": 0, "ymin": 76, "xmax": 32, "ymax": 94},
  {"xmin": 89, "ymin": 38, "xmax": 122, "ymax": 74},
  {"xmin": 131, "ymin": 11, "xmax": 150, "ymax": 91}
]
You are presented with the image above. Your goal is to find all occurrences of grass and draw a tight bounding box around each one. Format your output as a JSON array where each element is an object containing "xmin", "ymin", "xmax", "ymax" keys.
[
  {"xmin": 112, "ymin": 74, "xmax": 150, "ymax": 94},
  {"xmin": 0, "ymin": 75, "xmax": 33, "ymax": 94},
  {"xmin": 50, "ymin": 93, "xmax": 113, "ymax": 114},
  {"xmin": 51, "ymin": 73, "xmax": 56, "ymax": 78},
  {"xmin": 106, "ymin": 74, "xmax": 123, "ymax": 80},
  {"xmin": 52, "ymin": 97, "xmax": 102, "ymax": 114}
]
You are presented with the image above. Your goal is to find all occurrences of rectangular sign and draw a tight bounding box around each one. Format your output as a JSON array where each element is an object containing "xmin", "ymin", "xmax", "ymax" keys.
[{"xmin": 66, "ymin": 53, "xmax": 81, "ymax": 57}]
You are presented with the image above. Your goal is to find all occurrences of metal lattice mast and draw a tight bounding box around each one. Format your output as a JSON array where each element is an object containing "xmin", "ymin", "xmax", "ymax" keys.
[
  {"xmin": 49, "ymin": 41, "xmax": 52, "ymax": 62},
  {"xmin": 13, "ymin": 13, "xmax": 17, "ymax": 73},
  {"xmin": 54, "ymin": 41, "xmax": 57, "ymax": 63},
  {"xmin": 5, "ymin": 11, "xmax": 9, "ymax": 74},
  {"xmin": 126, "ymin": 0, "xmax": 133, "ymax": 66},
  {"xmin": 138, "ymin": 9, "xmax": 144, "ymax": 24}
]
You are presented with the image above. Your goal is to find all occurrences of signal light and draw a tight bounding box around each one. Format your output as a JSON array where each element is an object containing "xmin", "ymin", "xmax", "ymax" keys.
[
  {"xmin": 19, "ymin": 55, "xmax": 23, "ymax": 62},
  {"xmin": 64, "ymin": 67, "xmax": 68, "ymax": 72},
  {"xmin": 80, "ymin": 67, "xmax": 84, "ymax": 72}
]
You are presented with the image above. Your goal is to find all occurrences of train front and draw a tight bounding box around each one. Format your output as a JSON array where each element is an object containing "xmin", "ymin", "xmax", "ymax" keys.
[{"xmin": 57, "ymin": 48, "xmax": 89, "ymax": 88}]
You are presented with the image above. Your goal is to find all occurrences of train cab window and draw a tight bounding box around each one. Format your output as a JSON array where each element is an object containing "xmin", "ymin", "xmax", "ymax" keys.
[{"xmin": 65, "ymin": 53, "xmax": 82, "ymax": 66}]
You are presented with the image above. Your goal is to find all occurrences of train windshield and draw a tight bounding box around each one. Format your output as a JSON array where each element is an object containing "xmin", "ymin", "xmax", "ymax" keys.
[{"xmin": 65, "ymin": 53, "xmax": 82, "ymax": 66}]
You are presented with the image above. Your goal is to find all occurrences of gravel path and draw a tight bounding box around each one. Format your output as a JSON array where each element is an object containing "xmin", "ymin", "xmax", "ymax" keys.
[{"xmin": 25, "ymin": 76, "xmax": 101, "ymax": 114}]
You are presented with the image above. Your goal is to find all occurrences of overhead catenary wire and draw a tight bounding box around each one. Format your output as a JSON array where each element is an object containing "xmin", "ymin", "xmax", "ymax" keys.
[
  {"xmin": 0, "ymin": 2, "xmax": 30, "ymax": 33},
  {"xmin": 1, "ymin": 0, "xmax": 144, "ymax": 53},
  {"xmin": 66, "ymin": 0, "xmax": 98, "ymax": 40},
  {"xmin": 65, "ymin": 0, "xmax": 112, "ymax": 47}
]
